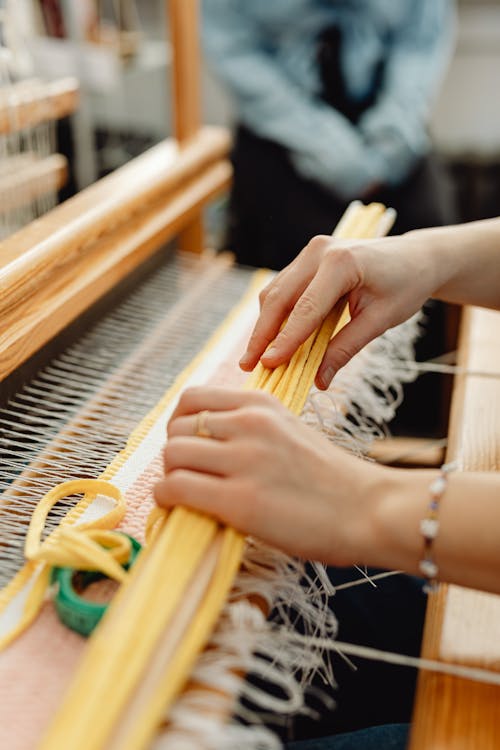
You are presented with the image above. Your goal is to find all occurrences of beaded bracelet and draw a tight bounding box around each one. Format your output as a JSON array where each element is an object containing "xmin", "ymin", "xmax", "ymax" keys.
[{"xmin": 419, "ymin": 461, "xmax": 457, "ymax": 594}]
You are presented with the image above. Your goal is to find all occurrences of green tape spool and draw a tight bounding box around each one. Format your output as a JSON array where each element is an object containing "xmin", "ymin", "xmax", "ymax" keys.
[{"xmin": 52, "ymin": 533, "xmax": 142, "ymax": 637}]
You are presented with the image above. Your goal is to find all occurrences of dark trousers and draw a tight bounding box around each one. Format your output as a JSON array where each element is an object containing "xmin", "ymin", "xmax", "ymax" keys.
[
  {"xmin": 291, "ymin": 569, "xmax": 426, "ymax": 741},
  {"xmin": 245, "ymin": 570, "xmax": 426, "ymax": 747},
  {"xmin": 227, "ymin": 125, "xmax": 456, "ymax": 272}
]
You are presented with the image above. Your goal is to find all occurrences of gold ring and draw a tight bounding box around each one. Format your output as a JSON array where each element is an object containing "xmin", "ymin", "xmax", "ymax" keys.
[{"xmin": 196, "ymin": 410, "xmax": 212, "ymax": 438}]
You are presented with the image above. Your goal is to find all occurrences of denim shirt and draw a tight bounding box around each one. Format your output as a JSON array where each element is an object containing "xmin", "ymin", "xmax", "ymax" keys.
[{"xmin": 202, "ymin": 0, "xmax": 455, "ymax": 198}]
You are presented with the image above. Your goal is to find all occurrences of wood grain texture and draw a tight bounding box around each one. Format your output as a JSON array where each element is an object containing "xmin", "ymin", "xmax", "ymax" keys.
[
  {"xmin": 167, "ymin": 0, "xmax": 205, "ymax": 251},
  {"xmin": 167, "ymin": 0, "xmax": 201, "ymax": 143},
  {"xmin": 0, "ymin": 159, "xmax": 232, "ymax": 383},
  {"xmin": 369, "ymin": 436, "xmax": 445, "ymax": 468},
  {"xmin": 410, "ymin": 306, "xmax": 500, "ymax": 749},
  {"xmin": 0, "ymin": 126, "xmax": 230, "ymax": 318},
  {"xmin": 0, "ymin": 78, "xmax": 79, "ymax": 134}
]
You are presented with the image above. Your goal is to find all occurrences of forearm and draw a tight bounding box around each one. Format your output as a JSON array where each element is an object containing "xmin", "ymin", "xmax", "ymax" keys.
[
  {"xmin": 406, "ymin": 218, "xmax": 500, "ymax": 310},
  {"xmin": 361, "ymin": 466, "xmax": 500, "ymax": 594}
]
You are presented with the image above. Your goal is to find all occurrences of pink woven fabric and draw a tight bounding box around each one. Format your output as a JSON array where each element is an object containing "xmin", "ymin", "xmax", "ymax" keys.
[{"xmin": 0, "ymin": 325, "xmax": 250, "ymax": 747}]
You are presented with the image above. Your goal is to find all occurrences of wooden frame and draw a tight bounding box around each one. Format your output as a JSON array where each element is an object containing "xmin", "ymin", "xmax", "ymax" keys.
[
  {"xmin": 410, "ymin": 306, "xmax": 500, "ymax": 749},
  {"xmin": 0, "ymin": 125, "xmax": 231, "ymax": 383},
  {"xmin": 0, "ymin": 1, "xmax": 221, "ymax": 383},
  {"xmin": 167, "ymin": 0, "xmax": 205, "ymax": 252},
  {"xmin": 0, "ymin": 78, "xmax": 79, "ymax": 134}
]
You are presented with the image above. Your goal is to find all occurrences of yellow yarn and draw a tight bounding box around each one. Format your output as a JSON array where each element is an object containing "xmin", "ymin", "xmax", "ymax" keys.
[
  {"xmin": 25, "ymin": 480, "xmax": 128, "ymax": 580},
  {"xmin": 0, "ymin": 479, "xmax": 126, "ymax": 651},
  {"xmin": 36, "ymin": 202, "xmax": 390, "ymax": 749}
]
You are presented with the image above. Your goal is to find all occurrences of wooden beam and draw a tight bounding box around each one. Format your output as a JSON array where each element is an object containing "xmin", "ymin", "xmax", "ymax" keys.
[
  {"xmin": 167, "ymin": 0, "xmax": 202, "ymax": 143},
  {"xmin": 0, "ymin": 159, "xmax": 232, "ymax": 382},
  {"xmin": 167, "ymin": 0, "xmax": 205, "ymax": 251},
  {"xmin": 369, "ymin": 437, "xmax": 445, "ymax": 468},
  {"xmin": 0, "ymin": 125, "xmax": 230, "ymax": 314},
  {"xmin": 410, "ymin": 306, "xmax": 500, "ymax": 749},
  {"xmin": 0, "ymin": 78, "xmax": 79, "ymax": 134}
]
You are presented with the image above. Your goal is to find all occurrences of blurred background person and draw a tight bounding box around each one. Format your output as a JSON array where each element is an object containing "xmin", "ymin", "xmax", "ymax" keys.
[
  {"xmin": 203, "ymin": 0, "xmax": 458, "ymax": 437},
  {"xmin": 203, "ymin": 0, "xmax": 457, "ymax": 271}
]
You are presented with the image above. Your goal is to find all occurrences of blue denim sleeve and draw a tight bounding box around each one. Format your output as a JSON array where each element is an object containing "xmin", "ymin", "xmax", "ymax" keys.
[
  {"xmin": 359, "ymin": 0, "xmax": 456, "ymax": 187},
  {"xmin": 202, "ymin": 0, "xmax": 384, "ymax": 200}
]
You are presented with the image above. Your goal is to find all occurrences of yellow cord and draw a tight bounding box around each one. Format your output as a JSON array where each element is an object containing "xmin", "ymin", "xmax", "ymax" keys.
[{"xmin": 0, "ymin": 480, "xmax": 126, "ymax": 651}]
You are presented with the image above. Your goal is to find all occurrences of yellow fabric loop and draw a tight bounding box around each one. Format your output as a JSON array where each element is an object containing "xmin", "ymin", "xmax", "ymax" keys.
[
  {"xmin": 0, "ymin": 479, "xmax": 127, "ymax": 650},
  {"xmin": 39, "ymin": 528, "xmax": 130, "ymax": 584},
  {"xmin": 25, "ymin": 479, "xmax": 127, "ymax": 577}
]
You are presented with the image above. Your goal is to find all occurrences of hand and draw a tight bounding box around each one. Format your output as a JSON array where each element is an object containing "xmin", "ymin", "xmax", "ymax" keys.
[
  {"xmin": 154, "ymin": 387, "xmax": 384, "ymax": 566},
  {"xmin": 239, "ymin": 233, "xmax": 438, "ymax": 389}
]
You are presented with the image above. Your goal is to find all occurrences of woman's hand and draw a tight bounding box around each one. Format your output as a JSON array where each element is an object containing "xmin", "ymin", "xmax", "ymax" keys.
[
  {"xmin": 154, "ymin": 386, "xmax": 500, "ymax": 592},
  {"xmin": 154, "ymin": 387, "xmax": 385, "ymax": 565},
  {"xmin": 239, "ymin": 233, "xmax": 439, "ymax": 389}
]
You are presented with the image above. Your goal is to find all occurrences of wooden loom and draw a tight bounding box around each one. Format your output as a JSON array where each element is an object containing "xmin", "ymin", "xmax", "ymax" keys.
[
  {"xmin": 1, "ymin": 1, "xmax": 500, "ymax": 747},
  {"xmin": 0, "ymin": 75, "xmax": 78, "ymax": 235}
]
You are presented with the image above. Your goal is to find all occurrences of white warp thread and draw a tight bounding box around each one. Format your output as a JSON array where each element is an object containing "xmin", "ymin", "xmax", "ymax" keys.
[{"xmin": 298, "ymin": 638, "xmax": 500, "ymax": 689}]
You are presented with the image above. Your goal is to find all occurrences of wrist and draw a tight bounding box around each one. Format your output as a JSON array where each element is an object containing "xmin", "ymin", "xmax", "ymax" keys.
[
  {"xmin": 320, "ymin": 459, "xmax": 394, "ymax": 568},
  {"xmin": 365, "ymin": 467, "xmax": 436, "ymax": 574},
  {"xmin": 345, "ymin": 462, "xmax": 405, "ymax": 567},
  {"xmin": 403, "ymin": 226, "xmax": 459, "ymax": 301},
  {"xmin": 402, "ymin": 230, "xmax": 447, "ymax": 300}
]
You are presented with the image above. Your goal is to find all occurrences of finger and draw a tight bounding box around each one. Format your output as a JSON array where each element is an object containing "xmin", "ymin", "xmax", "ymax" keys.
[
  {"xmin": 261, "ymin": 254, "xmax": 357, "ymax": 367},
  {"xmin": 315, "ymin": 306, "xmax": 388, "ymax": 389},
  {"xmin": 255, "ymin": 275, "xmax": 280, "ymax": 309},
  {"xmin": 168, "ymin": 409, "xmax": 248, "ymax": 440},
  {"xmin": 256, "ymin": 252, "xmax": 304, "ymax": 307},
  {"xmin": 239, "ymin": 256, "xmax": 320, "ymax": 371},
  {"xmin": 163, "ymin": 437, "xmax": 238, "ymax": 476},
  {"xmin": 154, "ymin": 471, "xmax": 242, "ymax": 529},
  {"xmin": 170, "ymin": 386, "xmax": 279, "ymax": 422},
  {"xmin": 239, "ymin": 286, "xmax": 295, "ymax": 371}
]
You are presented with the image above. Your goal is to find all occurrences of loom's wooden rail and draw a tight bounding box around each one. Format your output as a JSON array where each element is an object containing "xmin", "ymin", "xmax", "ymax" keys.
[
  {"xmin": 410, "ymin": 306, "xmax": 500, "ymax": 749},
  {"xmin": 0, "ymin": 77, "xmax": 79, "ymax": 135},
  {"xmin": 0, "ymin": 126, "xmax": 232, "ymax": 383},
  {"xmin": 0, "ymin": 0, "xmax": 217, "ymax": 385}
]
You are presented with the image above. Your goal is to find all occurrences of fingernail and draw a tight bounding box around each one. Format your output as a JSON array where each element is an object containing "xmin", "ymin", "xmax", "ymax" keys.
[
  {"xmin": 239, "ymin": 353, "xmax": 251, "ymax": 367},
  {"xmin": 262, "ymin": 347, "xmax": 277, "ymax": 360},
  {"xmin": 318, "ymin": 366, "xmax": 335, "ymax": 389}
]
